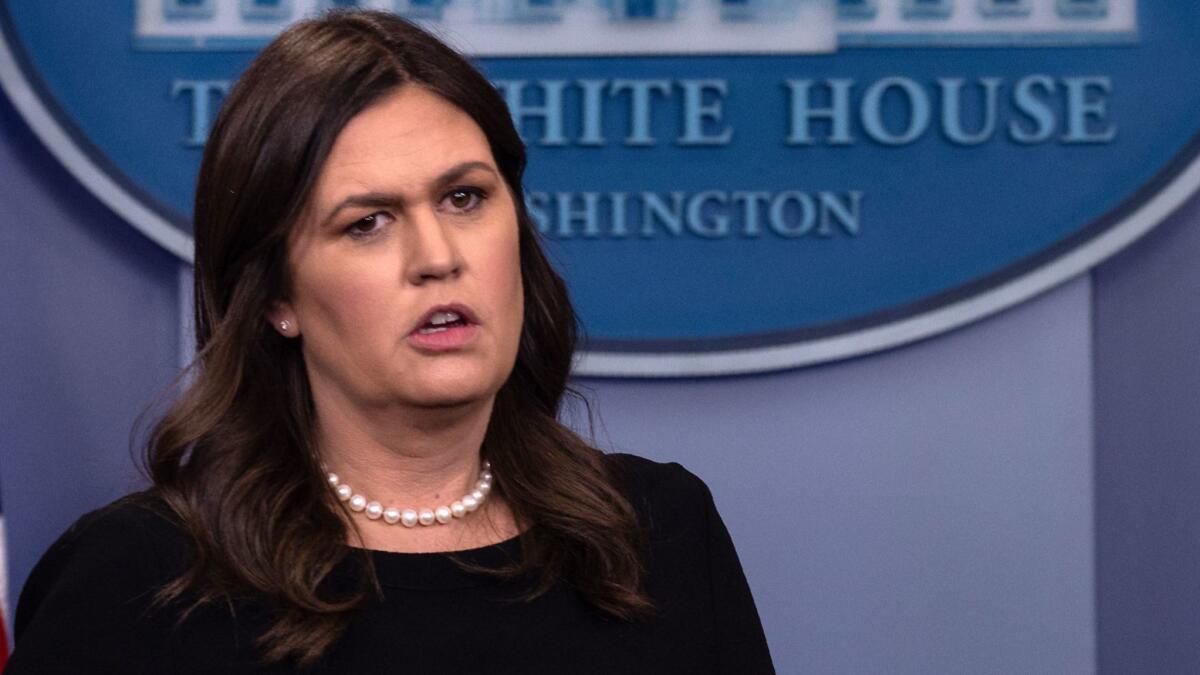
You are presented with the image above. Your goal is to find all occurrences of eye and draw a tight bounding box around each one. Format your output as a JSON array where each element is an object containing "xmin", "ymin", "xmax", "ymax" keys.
[
  {"xmin": 442, "ymin": 187, "xmax": 488, "ymax": 214},
  {"xmin": 345, "ymin": 212, "xmax": 391, "ymax": 240}
]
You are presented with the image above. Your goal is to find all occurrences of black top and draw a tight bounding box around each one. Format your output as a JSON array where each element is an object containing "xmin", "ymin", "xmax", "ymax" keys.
[{"xmin": 6, "ymin": 453, "xmax": 775, "ymax": 674}]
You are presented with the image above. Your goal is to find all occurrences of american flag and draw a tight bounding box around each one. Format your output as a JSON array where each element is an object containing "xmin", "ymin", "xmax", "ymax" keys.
[{"xmin": 0, "ymin": 489, "xmax": 10, "ymax": 669}]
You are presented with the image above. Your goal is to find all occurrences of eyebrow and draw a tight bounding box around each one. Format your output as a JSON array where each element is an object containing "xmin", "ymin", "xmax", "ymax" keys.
[{"xmin": 318, "ymin": 160, "xmax": 499, "ymax": 229}]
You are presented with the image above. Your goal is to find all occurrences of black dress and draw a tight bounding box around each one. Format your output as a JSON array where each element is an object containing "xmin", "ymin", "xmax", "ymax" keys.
[{"xmin": 6, "ymin": 453, "xmax": 775, "ymax": 674}]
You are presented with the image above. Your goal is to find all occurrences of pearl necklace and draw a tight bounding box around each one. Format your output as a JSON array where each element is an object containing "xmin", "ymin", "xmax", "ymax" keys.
[{"xmin": 326, "ymin": 461, "xmax": 493, "ymax": 527}]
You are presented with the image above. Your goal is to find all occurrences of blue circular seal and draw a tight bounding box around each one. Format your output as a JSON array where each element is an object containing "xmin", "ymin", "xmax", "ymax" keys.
[{"xmin": 1, "ymin": 1, "xmax": 1198, "ymax": 376}]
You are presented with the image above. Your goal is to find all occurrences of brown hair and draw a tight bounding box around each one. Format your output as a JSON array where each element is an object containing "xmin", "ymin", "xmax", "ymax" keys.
[{"xmin": 143, "ymin": 9, "xmax": 652, "ymax": 667}]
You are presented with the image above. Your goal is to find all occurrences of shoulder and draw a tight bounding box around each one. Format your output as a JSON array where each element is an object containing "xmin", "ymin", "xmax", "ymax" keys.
[
  {"xmin": 603, "ymin": 451, "xmax": 710, "ymax": 496},
  {"xmin": 602, "ymin": 452, "xmax": 715, "ymax": 537},
  {"xmin": 13, "ymin": 491, "xmax": 189, "ymax": 638},
  {"xmin": 8, "ymin": 492, "xmax": 198, "ymax": 671},
  {"xmin": 603, "ymin": 453, "xmax": 776, "ymax": 672},
  {"xmin": 47, "ymin": 491, "xmax": 182, "ymax": 545},
  {"xmin": 26, "ymin": 490, "xmax": 188, "ymax": 576}
]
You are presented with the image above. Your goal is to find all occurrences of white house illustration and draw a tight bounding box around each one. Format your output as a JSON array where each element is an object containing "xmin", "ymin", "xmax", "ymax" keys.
[
  {"xmin": 836, "ymin": 0, "xmax": 1114, "ymax": 21},
  {"xmin": 140, "ymin": 0, "xmax": 452, "ymax": 46},
  {"xmin": 835, "ymin": 0, "xmax": 1131, "ymax": 47},
  {"xmin": 133, "ymin": 0, "xmax": 1135, "ymax": 54},
  {"xmin": 596, "ymin": 0, "xmax": 678, "ymax": 20},
  {"xmin": 717, "ymin": 0, "xmax": 801, "ymax": 21},
  {"xmin": 320, "ymin": 0, "xmax": 451, "ymax": 19},
  {"xmin": 475, "ymin": 0, "xmax": 571, "ymax": 23}
]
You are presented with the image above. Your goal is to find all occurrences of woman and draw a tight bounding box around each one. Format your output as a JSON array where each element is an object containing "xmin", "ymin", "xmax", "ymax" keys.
[{"xmin": 6, "ymin": 10, "xmax": 773, "ymax": 674}]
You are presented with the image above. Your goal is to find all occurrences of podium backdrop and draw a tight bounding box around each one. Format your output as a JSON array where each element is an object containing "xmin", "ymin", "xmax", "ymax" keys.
[{"xmin": 2, "ymin": 2, "xmax": 1200, "ymax": 672}]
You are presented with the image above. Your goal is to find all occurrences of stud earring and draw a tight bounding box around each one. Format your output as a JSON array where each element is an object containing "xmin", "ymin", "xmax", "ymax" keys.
[{"xmin": 279, "ymin": 320, "xmax": 291, "ymax": 332}]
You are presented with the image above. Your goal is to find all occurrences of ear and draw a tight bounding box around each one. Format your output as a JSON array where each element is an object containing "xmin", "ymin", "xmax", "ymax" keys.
[{"xmin": 267, "ymin": 301, "xmax": 299, "ymax": 337}]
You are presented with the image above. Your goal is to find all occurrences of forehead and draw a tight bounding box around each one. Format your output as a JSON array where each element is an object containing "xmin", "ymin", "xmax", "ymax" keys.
[{"xmin": 311, "ymin": 86, "xmax": 495, "ymax": 202}]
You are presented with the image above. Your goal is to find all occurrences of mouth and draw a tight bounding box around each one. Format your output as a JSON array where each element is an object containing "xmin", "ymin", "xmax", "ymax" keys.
[
  {"xmin": 407, "ymin": 303, "xmax": 481, "ymax": 352},
  {"xmin": 410, "ymin": 303, "xmax": 480, "ymax": 335}
]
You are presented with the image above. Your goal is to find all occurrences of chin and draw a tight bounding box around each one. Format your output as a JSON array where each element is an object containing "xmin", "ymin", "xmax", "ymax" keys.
[
  {"xmin": 401, "ymin": 369, "xmax": 502, "ymax": 409},
  {"xmin": 408, "ymin": 390, "xmax": 488, "ymax": 409}
]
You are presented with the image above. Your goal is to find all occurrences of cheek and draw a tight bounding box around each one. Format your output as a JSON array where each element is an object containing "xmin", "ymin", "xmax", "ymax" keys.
[
  {"xmin": 295, "ymin": 258, "xmax": 393, "ymax": 341},
  {"xmin": 488, "ymin": 235, "xmax": 524, "ymax": 341}
]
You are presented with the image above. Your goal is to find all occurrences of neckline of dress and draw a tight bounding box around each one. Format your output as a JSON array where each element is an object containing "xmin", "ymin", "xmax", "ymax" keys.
[{"xmin": 342, "ymin": 532, "xmax": 526, "ymax": 590}]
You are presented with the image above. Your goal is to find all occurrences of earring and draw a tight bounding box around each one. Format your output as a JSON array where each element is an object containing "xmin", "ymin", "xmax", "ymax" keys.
[{"xmin": 279, "ymin": 320, "xmax": 291, "ymax": 332}]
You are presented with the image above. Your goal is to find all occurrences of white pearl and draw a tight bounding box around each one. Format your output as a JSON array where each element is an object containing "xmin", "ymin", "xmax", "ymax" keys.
[
  {"xmin": 331, "ymin": 465, "xmax": 497, "ymax": 526},
  {"xmin": 365, "ymin": 501, "xmax": 383, "ymax": 520},
  {"xmin": 401, "ymin": 509, "xmax": 419, "ymax": 527}
]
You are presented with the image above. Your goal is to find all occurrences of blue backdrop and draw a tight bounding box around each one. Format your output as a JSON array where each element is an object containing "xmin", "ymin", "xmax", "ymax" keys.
[{"xmin": 3, "ymin": 2, "xmax": 1200, "ymax": 672}]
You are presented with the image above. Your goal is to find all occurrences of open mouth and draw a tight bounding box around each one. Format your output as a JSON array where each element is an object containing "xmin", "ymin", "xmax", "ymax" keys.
[
  {"xmin": 408, "ymin": 306, "xmax": 480, "ymax": 351},
  {"xmin": 417, "ymin": 310, "xmax": 470, "ymax": 335}
]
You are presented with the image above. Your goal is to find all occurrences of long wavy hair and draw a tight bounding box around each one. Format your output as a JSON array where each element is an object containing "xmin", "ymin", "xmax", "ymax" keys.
[{"xmin": 143, "ymin": 9, "xmax": 652, "ymax": 667}]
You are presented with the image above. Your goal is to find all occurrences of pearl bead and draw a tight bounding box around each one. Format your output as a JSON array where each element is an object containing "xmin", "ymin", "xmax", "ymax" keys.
[
  {"xmin": 401, "ymin": 509, "xmax": 419, "ymax": 527},
  {"xmin": 325, "ymin": 465, "xmax": 494, "ymax": 526},
  {"xmin": 365, "ymin": 501, "xmax": 383, "ymax": 520}
]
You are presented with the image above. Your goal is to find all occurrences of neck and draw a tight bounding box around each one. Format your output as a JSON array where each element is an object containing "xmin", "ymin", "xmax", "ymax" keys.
[{"xmin": 313, "ymin": 386, "xmax": 495, "ymax": 511}]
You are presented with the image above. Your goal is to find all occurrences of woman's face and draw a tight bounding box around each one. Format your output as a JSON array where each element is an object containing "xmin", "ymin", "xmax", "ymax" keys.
[{"xmin": 274, "ymin": 86, "xmax": 524, "ymax": 411}]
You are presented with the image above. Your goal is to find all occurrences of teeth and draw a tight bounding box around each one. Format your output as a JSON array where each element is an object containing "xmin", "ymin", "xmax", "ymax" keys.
[{"xmin": 427, "ymin": 311, "xmax": 461, "ymax": 326}]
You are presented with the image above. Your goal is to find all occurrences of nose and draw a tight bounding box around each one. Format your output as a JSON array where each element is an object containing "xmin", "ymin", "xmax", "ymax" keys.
[{"xmin": 403, "ymin": 207, "xmax": 463, "ymax": 285}]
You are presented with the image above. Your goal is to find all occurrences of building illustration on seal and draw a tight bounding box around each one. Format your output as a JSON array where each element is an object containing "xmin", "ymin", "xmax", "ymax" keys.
[{"xmin": 135, "ymin": 0, "xmax": 1134, "ymax": 55}]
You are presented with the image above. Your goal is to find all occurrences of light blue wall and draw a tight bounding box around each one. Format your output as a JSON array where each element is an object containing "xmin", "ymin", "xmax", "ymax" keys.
[
  {"xmin": 580, "ymin": 275, "xmax": 1094, "ymax": 673},
  {"xmin": 1093, "ymin": 186, "xmax": 1200, "ymax": 673},
  {"xmin": 0, "ymin": 99, "xmax": 178, "ymax": 615},
  {"xmin": 3, "ymin": 66, "xmax": 1200, "ymax": 674}
]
